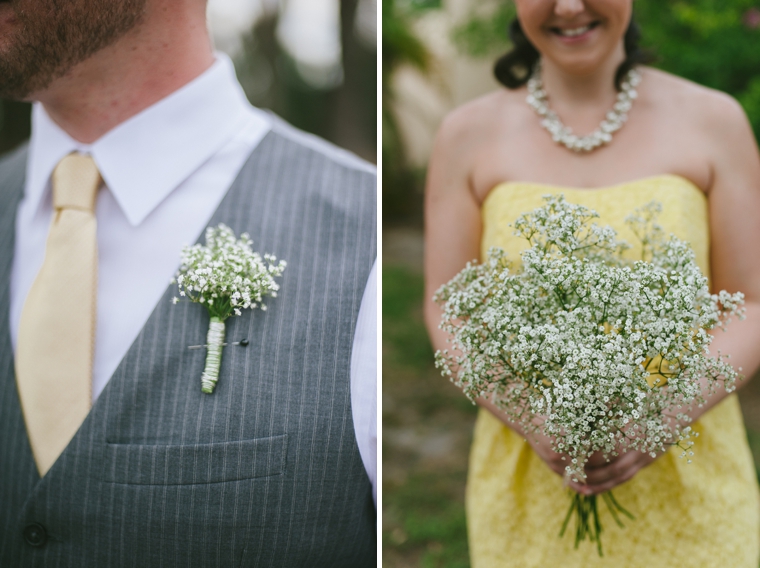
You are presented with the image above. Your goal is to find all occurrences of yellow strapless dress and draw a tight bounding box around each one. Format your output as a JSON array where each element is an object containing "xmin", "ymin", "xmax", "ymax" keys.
[{"xmin": 467, "ymin": 175, "xmax": 760, "ymax": 567}]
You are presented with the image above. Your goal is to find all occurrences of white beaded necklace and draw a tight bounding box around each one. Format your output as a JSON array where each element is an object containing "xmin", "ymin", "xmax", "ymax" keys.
[{"xmin": 526, "ymin": 62, "xmax": 642, "ymax": 153}]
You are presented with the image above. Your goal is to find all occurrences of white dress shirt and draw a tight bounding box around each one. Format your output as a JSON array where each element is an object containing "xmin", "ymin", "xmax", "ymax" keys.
[{"xmin": 9, "ymin": 53, "xmax": 376, "ymax": 504}]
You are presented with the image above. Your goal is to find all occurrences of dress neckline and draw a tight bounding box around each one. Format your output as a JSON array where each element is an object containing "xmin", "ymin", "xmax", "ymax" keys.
[{"xmin": 485, "ymin": 174, "xmax": 705, "ymax": 208}]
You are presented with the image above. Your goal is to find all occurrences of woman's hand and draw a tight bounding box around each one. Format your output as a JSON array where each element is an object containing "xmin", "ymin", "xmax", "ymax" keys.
[
  {"xmin": 581, "ymin": 448, "xmax": 664, "ymax": 495},
  {"xmin": 523, "ymin": 432, "xmax": 664, "ymax": 495},
  {"xmin": 523, "ymin": 429, "xmax": 572, "ymax": 479},
  {"xmin": 479, "ymin": 393, "xmax": 683, "ymax": 495},
  {"xmin": 527, "ymin": 436, "xmax": 665, "ymax": 495},
  {"xmin": 476, "ymin": 397, "xmax": 601, "ymax": 493}
]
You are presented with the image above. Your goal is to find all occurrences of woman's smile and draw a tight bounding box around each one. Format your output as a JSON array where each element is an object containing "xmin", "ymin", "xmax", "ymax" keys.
[
  {"xmin": 515, "ymin": 0, "xmax": 632, "ymax": 74},
  {"xmin": 548, "ymin": 20, "xmax": 601, "ymax": 45}
]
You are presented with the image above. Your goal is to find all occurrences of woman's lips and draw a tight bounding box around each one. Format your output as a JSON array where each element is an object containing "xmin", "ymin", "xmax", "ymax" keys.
[{"xmin": 549, "ymin": 22, "xmax": 600, "ymax": 44}]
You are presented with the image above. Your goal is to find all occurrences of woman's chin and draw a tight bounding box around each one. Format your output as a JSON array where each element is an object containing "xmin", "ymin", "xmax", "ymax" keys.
[{"xmin": 544, "ymin": 51, "xmax": 620, "ymax": 78}]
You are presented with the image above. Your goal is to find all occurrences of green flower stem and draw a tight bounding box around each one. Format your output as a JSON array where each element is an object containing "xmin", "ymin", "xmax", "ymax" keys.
[
  {"xmin": 201, "ymin": 316, "xmax": 226, "ymax": 394},
  {"xmin": 560, "ymin": 490, "xmax": 634, "ymax": 557}
]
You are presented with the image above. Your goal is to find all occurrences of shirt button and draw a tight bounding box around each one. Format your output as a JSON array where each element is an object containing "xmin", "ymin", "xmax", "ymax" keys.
[{"xmin": 23, "ymin": 523, "xmax": 47, "ymax": 547}]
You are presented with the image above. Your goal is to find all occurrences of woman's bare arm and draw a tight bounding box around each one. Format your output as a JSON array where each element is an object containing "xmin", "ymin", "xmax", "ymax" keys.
[
  {"xmin": 423, "ymin": 105, "xmax": 581, "ymax": 485},
  {"xmin": 423, "ymin": 108, "xmax": 483, "ymax": 354}
]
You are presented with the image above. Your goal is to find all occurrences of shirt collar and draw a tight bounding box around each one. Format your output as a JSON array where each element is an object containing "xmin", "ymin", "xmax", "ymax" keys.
[{"xmin": 26, "ymin": 53, "xmax": 270, "ymax": 226}]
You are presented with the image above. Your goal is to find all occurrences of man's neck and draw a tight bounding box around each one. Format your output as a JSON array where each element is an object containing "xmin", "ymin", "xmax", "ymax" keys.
[{"xmin": 33, "ymin": 3, "xmax": 214, "ymax": 144}]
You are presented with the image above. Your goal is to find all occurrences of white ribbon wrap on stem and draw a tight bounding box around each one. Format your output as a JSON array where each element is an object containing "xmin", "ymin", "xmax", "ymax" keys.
[{"xmin": 201, "ymin": 317, "xmax": 226, "ymax": 393}]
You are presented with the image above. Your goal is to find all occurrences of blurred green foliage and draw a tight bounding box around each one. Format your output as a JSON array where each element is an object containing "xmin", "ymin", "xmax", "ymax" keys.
[
  {"xmin": 453, "ymin": 0, "xmax": 760, "ymax": 138},
  {"xmin": 451, "ymin": 2, "xmax": 515, "ymax": 57},
  {"xmin": 636, "ymin": 1, "xmax": 760, "ymax": 137},
  {"xmin": 382, "ymin": 0, "xmax": 441, "ymax": 221},
  {"xmin": 383, "ymin": 265, "xmax": 434, "ymax": 369},
  {"xmin": 383, "ymin": 263, "xmax": 475, "ymax": 567},
  {"xmin": 383, "ymin": 472, "xmax": 470, "ymax": 568},
  {"xmin": 237, "ymin": 0, "xmax": 377, "ymax": 162}
]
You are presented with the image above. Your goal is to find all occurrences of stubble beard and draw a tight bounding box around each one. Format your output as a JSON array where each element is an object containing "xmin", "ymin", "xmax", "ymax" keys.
[{"xmin": 0, "ymin": 0, "xmax": 148, "ymax": 100}]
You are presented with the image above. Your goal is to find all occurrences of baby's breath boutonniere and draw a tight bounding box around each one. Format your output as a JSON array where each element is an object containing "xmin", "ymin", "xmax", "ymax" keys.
[{"xmin": 173, "ymin": 224, "xmax": 286, "ymax": 393}]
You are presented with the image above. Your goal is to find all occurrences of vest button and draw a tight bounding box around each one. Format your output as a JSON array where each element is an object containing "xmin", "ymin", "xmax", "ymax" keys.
[{"xmin": 23, "ymin": 523, "xmax": 47, "ymax": 547}]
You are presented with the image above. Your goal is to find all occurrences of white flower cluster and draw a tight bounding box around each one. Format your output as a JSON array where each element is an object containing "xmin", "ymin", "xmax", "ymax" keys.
[
  {"xmin": 174, "ymin": 224, "xmax": 286, "ymax": 321},
  {"xmin": 435, "ymin": 195, "xmax": 744, "ymax": 482}
]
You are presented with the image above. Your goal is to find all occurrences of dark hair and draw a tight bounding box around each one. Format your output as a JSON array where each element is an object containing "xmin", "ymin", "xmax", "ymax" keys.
[{"xmin": 494, "ymin": 18, "xmax": 653, "ymax": 91}]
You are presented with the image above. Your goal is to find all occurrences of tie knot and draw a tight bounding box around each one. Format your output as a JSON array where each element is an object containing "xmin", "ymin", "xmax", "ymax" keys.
[{"xmin": 52, "ymin": 153, "xmax": 102, "ymax": 213}]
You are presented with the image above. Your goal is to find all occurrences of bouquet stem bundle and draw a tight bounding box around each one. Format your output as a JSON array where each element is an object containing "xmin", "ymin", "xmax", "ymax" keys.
[
  {"xmin": 201, "ymin": 317, "xmax": 226, "ymax": 393},
  {"xmin": 561, "ymin": 491, "xmax": 634, "ymax": 556}
]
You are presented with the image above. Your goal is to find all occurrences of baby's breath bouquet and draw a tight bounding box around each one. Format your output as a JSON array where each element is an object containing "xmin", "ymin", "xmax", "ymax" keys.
[
  {"xmin": 174, "ymin": 224, "xmax": 286, "ymax": 394},
  {"xmin": 435, "ymin": 195, "xmax": 744, "ymax": 555}
]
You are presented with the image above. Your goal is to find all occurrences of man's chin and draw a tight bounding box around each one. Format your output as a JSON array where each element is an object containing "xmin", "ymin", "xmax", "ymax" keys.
[
  {"xmin": 0, "ymin": 42, "xmax": 64, "ymax": 101},
  {"xmin": 0, "ymin": 68, "xmax": 45, "ymax": 102}
]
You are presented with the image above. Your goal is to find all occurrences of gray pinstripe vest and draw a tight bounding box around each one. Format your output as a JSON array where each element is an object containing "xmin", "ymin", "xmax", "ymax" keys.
[{"xmin": 0, "ymin": 122, "xmax": 376, "ymax": 567}]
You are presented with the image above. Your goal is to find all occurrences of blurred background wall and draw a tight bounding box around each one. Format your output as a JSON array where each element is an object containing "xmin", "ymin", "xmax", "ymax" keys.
[
  {"xmin": 0, "ymin": 0, "xmax": 377, "ymax": 162},
  {"xmin": 383, "ymin": 2, "xmax": 760, "ymax": 566}
]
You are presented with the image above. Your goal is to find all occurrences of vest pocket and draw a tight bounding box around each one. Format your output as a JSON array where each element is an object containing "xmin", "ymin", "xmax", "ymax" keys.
[{"xmin": 101, "ymin": 434, "xmax": 288, "ymax": 485}]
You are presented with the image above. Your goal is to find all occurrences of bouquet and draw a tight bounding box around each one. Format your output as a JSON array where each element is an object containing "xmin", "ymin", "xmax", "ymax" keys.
[
  {"xmin": 434, "ymin": 195, "xmax": 744, "ymax": 555},
  {"xmin": 174, "ymin": 224, "xmax": 286, "ymax": 393}
]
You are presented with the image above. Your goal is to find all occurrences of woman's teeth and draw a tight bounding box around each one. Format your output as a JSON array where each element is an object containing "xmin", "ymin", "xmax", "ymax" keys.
[{"xmin": 556, "ymin": 24, "xmax": 594, "ymax": 37}]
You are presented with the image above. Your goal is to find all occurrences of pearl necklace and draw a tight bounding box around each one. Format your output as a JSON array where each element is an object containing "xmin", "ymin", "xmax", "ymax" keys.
[{"xmin": 526, "ymin": 63, "xmax": 642, "ymax": 153}]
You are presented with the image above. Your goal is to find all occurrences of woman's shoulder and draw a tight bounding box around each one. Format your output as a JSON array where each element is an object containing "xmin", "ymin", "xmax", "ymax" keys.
[
  {"xmin": 641, "ymin": 67, "xmax": 747, "ymax": 127},
  {"xmin": 427, "ymin": 88, "xmax": 529, "ymax": 197},
  {"xmin": 642, "ymin": 67, "xmax": 757, "ymax": 197},
  {"xmin": 434, "ymin": 88, "xmax": 531, "ymax": 152}
]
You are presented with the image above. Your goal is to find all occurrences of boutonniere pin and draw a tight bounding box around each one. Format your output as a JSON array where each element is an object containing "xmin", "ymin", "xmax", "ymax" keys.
[{"xmin": 172, "ymin": 224, "xmax": 286, "ymax": 394}]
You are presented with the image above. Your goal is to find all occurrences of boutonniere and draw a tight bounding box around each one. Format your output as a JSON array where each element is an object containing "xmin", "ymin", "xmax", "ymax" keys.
[{"xmin": 173, "ymin": 224, "xmax": 286, "ymax": 394}]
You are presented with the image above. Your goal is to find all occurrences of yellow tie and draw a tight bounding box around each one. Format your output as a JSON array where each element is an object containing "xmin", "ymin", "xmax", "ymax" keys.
[{"xmin": 16, "ymin": 153, "xmax": 102, "ymax": 476}]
